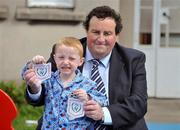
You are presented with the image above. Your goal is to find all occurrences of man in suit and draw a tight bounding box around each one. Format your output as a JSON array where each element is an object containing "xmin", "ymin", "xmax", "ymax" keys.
[{"xmin": 24, "ymin": 6, "xmax": 148, "ymax": 130}]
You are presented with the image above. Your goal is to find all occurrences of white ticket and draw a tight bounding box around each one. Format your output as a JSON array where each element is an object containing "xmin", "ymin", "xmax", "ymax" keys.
[
  {"xmin": 33, "ymin": 63, "xmax": 51, "ymax": 81},
  {"xmin": 67, "ymin": 96, "xmax": 84, "ymax": 120}
]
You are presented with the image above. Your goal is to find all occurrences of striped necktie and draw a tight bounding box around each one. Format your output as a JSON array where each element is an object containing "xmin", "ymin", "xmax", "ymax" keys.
[
  {"xmin": 91, "ymin": 59, "xmax": 107, "ymax": 130},
  {"xmin": 91, "ymin": 59, "xmax": 106, "ymax": 94}
]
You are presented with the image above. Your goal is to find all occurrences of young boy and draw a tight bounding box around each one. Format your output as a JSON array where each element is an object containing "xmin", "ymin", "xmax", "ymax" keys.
[{"xmin": 22, "ymin": 37, "xmax": 107, "ymax": 130}]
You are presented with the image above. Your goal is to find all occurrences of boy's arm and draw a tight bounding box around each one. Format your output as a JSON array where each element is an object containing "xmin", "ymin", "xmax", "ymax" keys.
[
  {"xmin": 25, "ymin": 84, "xmax": 45, "ymax": 106},
  {"xmin": 21, "ymin": 55, "xmax": 46, "ymax": 106}
]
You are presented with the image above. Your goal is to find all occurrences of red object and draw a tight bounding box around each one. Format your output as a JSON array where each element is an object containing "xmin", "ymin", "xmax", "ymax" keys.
[{"xmin": 0, "ymin": 89, "xmax": 18, "ymax": 130}]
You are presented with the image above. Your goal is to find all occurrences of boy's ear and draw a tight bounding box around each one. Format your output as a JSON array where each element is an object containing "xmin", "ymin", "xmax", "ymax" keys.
[
  {"xmin": 79, "ymin": 57, "xmax": 84, "ymax": 66},
  {"xmin": 53, "ymin": 55, "xmax": 56, "ymax": 62}
]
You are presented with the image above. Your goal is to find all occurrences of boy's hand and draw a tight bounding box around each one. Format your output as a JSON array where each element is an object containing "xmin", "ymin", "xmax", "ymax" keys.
[
  {"xmin": 73, "ymin": 89, "xmax": 89, "ymax": 102},
  {"xmin": 32, "ymin": 55, "xmax": 46, "ymax": 64},
  {"xmin": 22, "ymin": 55, "xmax": 45, "ymax": 94},
  {"xmin": 24, "ymin": 69, "xmax": 42, "ymax": 94}
]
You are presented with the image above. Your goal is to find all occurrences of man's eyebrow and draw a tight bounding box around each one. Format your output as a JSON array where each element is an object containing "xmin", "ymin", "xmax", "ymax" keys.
[{"xmin": 91, "ymin": 29, "xmax": 98, "ymax": 31}]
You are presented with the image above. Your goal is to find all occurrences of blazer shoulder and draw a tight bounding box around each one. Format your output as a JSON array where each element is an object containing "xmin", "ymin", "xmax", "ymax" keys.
[{"xmin": 113, "ymin": 43, "xmax": 145, "ymax": 60}]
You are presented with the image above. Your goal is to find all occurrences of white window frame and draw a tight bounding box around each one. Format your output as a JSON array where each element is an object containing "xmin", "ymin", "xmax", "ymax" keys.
[{"xmin": 27, "ymin": 0, "xmax": 74, "ymax": 8}]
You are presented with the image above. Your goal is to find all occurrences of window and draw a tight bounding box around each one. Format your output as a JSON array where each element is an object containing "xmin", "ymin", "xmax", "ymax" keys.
[{"xmin": 27, "ymin": 0, "xmax": 74, "ymax": 8}]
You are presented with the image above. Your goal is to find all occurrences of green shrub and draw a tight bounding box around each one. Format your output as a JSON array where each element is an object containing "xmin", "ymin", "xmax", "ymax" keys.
[
  {"xmin": 0, "ymin": 81, "xmax": 43, "ymax": 129},
  {"xmin": 0, "ymin": 81, "xmax": 26, "ymax": 107}
]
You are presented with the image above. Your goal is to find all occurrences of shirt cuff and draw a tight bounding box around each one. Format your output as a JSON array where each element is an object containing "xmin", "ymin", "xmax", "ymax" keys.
[
  {"xmin": 102, "ymin": 107, "xmax": 112, "ymax": 125},
  {"xmin": 27, "ymin": 86, "xmax": 42, "ymax": 101}
]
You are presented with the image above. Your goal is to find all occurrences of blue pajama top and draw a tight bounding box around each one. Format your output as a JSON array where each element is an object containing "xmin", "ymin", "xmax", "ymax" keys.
[{"xmin": 41, "ymin": 70, "xmax": 107, "ymax": 130}]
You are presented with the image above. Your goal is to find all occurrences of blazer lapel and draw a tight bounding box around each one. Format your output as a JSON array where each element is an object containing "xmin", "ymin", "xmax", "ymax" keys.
[
  {"xmin": 109, "ymin": 45, "xmax": 124, "ymax": 103},
  {"xmin": 78, "ymin": 38, "xmax": 87, "ymax": 72}
]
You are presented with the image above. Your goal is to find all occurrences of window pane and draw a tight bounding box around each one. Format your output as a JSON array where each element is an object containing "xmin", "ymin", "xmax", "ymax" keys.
[{"xmin": 139, "ymin": 0, "xmax": 153, "ymax": 45}]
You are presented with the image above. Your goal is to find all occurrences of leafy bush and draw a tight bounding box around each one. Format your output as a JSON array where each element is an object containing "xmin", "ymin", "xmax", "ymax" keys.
[
  {"xmin": 0, "ymin": 81, "xmax": 43, "ymax": 129},
  {"xmin": 0, "ymin": 81, "xmax": 26, "ymax": 107}
]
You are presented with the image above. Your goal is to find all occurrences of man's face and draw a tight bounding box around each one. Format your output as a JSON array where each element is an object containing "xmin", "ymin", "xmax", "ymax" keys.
[{"xmin": 86, "ymin": 16, "xmax": 117, "ymax": 59}]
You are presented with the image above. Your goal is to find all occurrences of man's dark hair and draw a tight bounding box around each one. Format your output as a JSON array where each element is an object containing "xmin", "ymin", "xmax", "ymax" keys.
[{"xmin": 83, "ymin": 6, "xmax": 123, "ymax": 35}]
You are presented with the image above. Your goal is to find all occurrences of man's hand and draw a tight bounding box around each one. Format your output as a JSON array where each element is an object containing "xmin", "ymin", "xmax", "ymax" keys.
[
  {"xmin": 24, "ymin": 69, "xmax": 41, "ymax": 94},
  {"xmin": 84, "ymin": 100, "xmax": 104, "ymax": 121}
]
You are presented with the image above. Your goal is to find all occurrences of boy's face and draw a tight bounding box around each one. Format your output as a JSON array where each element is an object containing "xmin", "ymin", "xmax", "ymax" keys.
[{"xmin": 54, "ymin": 44, "xmax": 83, "ymax": 77}]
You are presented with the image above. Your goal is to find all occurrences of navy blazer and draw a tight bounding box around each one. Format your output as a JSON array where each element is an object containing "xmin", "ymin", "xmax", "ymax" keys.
[{"xmin": 26, "ymin": 37, "xmax": 148, "ymax": 130}]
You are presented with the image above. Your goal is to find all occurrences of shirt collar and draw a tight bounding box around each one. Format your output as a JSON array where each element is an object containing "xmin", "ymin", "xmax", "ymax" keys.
[
  {"xmin": 85, "ymin": 46, "xmax": 111, "ymax": 68},
  {"xmin": 53, "ymin": 69, "xmax": 83, "ymax": 84}
]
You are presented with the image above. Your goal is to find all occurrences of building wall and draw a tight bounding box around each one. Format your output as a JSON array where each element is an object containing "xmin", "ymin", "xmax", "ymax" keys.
[
  {"xmin": 119, "ymin": 0, "xmax": 135, "ymax": 48},
  {"xmin": 0, "ymin": 0, "xmax": 123, "ymax": 81}
]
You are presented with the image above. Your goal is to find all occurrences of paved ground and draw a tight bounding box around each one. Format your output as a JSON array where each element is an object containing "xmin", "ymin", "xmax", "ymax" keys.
[{"xmin": 145, "ymin": 98, "xmax": 180, "ymax": 123}]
